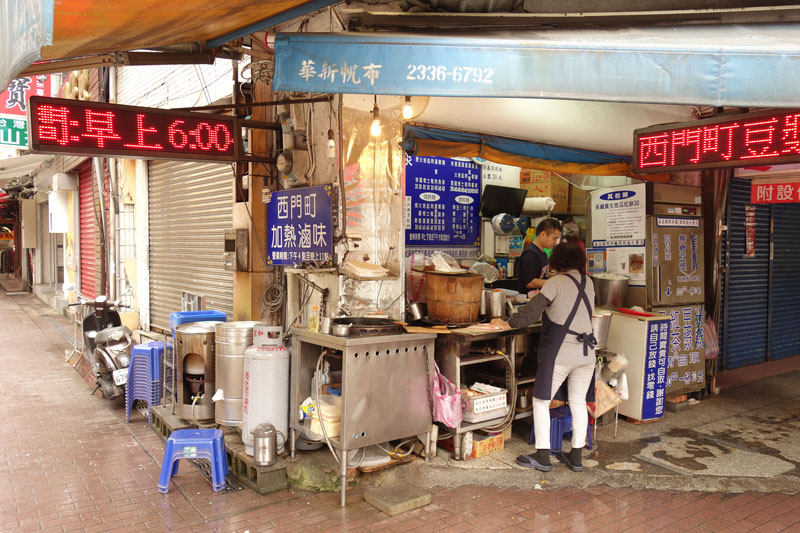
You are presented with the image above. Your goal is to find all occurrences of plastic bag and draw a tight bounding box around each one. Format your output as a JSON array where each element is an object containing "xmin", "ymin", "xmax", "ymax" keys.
[
  {"xmin": 430, "ymin": 251, "xmax": 461, "ymax": 273},
  {"xmin": 430, "ymin": 361, "xmax": 463, "ymax": 429},
  {"xmin": 704, "ymin": 316, "xmax": 719, "ymax": 360}
]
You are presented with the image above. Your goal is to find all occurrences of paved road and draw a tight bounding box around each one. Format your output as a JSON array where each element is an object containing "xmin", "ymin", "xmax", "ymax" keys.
[{"xmin": 1, "ymin": 291, "xmax": 799, "ymax": 532}]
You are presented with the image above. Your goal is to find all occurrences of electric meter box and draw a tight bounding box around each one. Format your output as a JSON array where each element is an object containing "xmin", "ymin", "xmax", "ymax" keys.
[{"xmin": 224, "ymin": 228, "xmax": 249, "ymax": 271}]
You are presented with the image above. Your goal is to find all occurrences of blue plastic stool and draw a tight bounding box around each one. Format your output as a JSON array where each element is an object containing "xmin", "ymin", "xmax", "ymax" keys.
[
  {"xmin": 158, "ymin": 429, "xmax": 228, "ymax": 493},
  {"xmin": 528, "ymin": 407, "xmax": 593, "ymax": 453},
  {"xmin": 125, "ymin": 342, "xmax": 165, "ymax": 423}
]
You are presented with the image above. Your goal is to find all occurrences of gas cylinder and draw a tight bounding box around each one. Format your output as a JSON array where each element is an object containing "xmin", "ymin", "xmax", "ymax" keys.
[{"xmin": 241, "ymin": 326, "xmax": 290, "ymax": 455}]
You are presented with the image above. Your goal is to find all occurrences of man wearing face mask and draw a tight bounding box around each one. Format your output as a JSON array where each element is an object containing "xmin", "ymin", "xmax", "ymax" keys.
[{"xmin": 518, "ymin": 218, "xmax": 562, "ymax": 295}]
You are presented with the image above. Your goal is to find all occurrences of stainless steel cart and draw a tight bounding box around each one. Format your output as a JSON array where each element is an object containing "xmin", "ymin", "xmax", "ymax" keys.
[{"xmin": 289, "ymin": 328, "xmax": 437, "ymax": 506}]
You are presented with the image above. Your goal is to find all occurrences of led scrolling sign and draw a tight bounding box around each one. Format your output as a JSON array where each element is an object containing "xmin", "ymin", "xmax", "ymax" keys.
[
  {"xmin": 634, "ymin": 109, "xmax": 800, "ymax": 174},
  {"xmin": 28, "ymin": 96, "xmax": 239, "ymax": 162}
]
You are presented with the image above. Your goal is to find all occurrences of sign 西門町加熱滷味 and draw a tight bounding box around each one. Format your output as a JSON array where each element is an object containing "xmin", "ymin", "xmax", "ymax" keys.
[{"xmin": 28, "ymin": 96, "xmax": 239, "ymax": 162}]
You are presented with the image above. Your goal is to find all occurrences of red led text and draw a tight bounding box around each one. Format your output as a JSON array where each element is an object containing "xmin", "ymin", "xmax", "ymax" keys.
[{"xmin": 635, "ymin": 110, "xmax": 800, "ymax": 173}]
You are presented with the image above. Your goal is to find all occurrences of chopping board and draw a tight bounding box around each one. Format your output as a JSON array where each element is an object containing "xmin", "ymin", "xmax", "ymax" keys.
[{"xmin": 403, "ymin": 325, "xmax": 451, "ymax": 335}]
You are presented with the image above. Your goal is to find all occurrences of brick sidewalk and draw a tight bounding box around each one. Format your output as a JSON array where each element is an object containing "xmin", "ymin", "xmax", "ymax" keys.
[{"xmin": 1, "ymin": 291, "xmax": 799, "ymax": 532}]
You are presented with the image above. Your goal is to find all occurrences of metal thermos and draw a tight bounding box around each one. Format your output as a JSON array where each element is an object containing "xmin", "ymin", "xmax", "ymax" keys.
[{"xmin": 252, "ymin": 423, "xmax": 278, "ymax": 467}]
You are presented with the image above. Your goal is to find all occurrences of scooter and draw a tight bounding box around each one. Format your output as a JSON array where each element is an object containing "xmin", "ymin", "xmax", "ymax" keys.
[{"xmin": 69, "ymin": 295, "xmax": 132, "ymax": 399}]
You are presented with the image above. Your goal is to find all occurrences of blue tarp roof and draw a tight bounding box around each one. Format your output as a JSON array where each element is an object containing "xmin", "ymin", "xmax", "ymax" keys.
[{"xmin": 404, "ymin": 124, "xmax": 630, "ymax": 165}]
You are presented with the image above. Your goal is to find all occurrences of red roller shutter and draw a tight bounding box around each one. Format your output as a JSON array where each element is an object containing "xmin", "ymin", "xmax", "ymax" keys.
[{"xmin": 78, "ymin": 161, "xmax": 97, "ymax": 298}]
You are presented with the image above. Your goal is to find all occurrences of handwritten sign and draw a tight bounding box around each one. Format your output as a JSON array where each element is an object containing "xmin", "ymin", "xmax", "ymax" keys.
[{"xmin": 266, "ymin": 185, "xmax": 333, "ymax": 266}]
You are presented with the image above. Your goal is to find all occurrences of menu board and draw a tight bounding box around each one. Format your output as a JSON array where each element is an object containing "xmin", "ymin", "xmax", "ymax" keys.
[
  {"xmin": 405, "ymin": 155, "xmax": 480, "ymax": 247},
  {"xmin": 656, "ymin": 304, "xmax": 706, "ymax": 395}
]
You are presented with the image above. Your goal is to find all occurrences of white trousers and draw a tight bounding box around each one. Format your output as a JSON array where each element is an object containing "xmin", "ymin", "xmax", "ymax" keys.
[{"xmin": 532, "ymin": 360, "xmax": 595, "ymax": 450}]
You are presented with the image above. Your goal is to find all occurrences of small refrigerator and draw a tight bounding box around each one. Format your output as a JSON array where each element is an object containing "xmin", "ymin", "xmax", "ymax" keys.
[{"xmin": 606, "ymin": 311, "xmax": 673, "ymax": 422}]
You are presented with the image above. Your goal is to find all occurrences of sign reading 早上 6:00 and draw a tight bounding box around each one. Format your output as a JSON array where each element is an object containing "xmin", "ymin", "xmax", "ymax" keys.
[{"xmin": 28, "ymin": 96, "xmax": 240, "ymax": 162}]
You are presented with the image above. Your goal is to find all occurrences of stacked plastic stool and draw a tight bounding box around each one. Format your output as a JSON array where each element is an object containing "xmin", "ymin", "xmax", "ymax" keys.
[
  {"xmin": 528, "ymin": 405, "xmax": 593, "ymax": 453},
  {"xmin": 125, "ymin": 341, "xmax": 165, "ymax": 423},
  {"xmin": 158, "ymin": 429, "xmax": 227, "ymax": 493}
]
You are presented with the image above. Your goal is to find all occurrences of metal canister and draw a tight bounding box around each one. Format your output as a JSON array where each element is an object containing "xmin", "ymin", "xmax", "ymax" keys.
[
  {"xmin": 214, "ymin": 321, "xmax": 264, "ymax": 426},
  {"xmin": 252, "ymin": 423, "xmax": 278, "ymax": 467}
]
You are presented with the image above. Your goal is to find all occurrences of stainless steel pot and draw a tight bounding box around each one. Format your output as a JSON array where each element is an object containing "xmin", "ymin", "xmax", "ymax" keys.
[
  {"xmin": 592, "ymin": 310, "xmax": 613, "ymax": 350},
  {"xmin": 488, "ymin": 290, "xmax": 506, "ymax": 318},
  {"xmin": 331, "ymin": 323, "xmax": 351, "ymax": 337}
]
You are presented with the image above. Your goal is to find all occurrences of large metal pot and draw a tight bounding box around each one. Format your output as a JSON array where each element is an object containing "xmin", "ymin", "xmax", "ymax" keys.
[{"xmin": 590, "ymin": 274, "xmax": 630, "ymax": 309}]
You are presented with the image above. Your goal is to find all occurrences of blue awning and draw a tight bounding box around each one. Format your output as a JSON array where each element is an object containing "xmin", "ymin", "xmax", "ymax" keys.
[
  {"xmin": 273, "ymin": 24, "xmax": 800, "ymax": 108},
  {"xmin": 404, "ymin": 125, "xmax": 629, "ymax": 165},
  {"xmin": 1, "ymin": 0, "xmax": 53, "ymax": 91}
]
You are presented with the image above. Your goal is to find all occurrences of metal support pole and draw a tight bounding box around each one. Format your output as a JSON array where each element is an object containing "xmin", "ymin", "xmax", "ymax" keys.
[{"xmin": 340, "ymin": 454, "xmax": 347, "ymax": 507}]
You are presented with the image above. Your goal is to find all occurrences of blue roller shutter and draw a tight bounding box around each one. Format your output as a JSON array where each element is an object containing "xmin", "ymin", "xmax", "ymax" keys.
[
  {"xmin": 768, "ymin": 204, "xmax": 800, "ymax": 360},
  {"xmin": 721, "ymin": 178, "xmax": 770, "ymax": 370}
]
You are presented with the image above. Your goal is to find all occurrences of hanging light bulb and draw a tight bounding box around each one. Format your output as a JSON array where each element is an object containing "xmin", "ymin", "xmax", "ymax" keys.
[
  {"xmin": 326, "ymin": 129, "xmax": 336, "ymax": 158},
  {"xmin": 402, "ymin": 96, "xmax": 413, "ymax": 120},
  {"xmin": 370, "ymin": 96, "xmax": 381, "ymax": 137}
]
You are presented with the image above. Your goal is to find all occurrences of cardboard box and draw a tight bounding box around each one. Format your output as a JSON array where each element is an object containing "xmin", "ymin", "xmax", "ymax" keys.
[
  {"xmin": 520, "ymin": 169, "xmax": 569, "ymax": 212},
  {"xmin": 471, "ymin": 433, "xmax": 504, "ymax": 459},
  {"xmin": 569, "ymin": 185, "xmax": 590, "ymax": 215}
]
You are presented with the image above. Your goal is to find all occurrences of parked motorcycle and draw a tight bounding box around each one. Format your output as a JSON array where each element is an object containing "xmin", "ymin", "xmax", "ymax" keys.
[{"xmin": 69, "ymin": 295, "xmax": 132, "ymax": 399}]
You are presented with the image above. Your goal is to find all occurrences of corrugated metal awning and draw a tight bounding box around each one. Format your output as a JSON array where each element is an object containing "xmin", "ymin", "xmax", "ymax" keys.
[
  {"xmin": 272, "ymin": 24, "xmax": 800, "ymax": 107},
  {"xmin": 2, "ymin": 0, "xmax": 338, "ymax": 88}
]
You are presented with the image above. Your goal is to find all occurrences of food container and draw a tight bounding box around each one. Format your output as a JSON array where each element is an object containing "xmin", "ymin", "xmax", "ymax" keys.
[
  {"xmin": 425, "ymin": 271, "xmax": 483, "ymax": 323},
  {"xmin": 319, "ymin": 317, "xmax": 332, "ymax": 335},
  {"xmin": 590, "ymin": 273, "xmax": 630, "ymax": 309},
  {"xmin": 331, "ymin": 323, "xmax": 351, "ymax": 337},
  {"xmin": 407, "ymin": 302, "xmax": 426, "ymax": 322},
  {"xmin": 591, "ymin": 309, "xmax": 613, "ymax": 349},
  {"xmin": 488, "ymin": 289, "xmax": 506, "ymax": 318}
]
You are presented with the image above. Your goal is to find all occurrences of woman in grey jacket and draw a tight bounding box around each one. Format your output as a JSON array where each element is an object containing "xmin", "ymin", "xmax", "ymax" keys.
[{"xmin": 501, "ymin": 242, "xmax": 597, "ymax": 472}]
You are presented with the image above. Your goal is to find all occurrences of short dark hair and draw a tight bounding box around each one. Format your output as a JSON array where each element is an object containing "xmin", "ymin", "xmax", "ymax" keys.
[
  {"xmin": 536, "ymin": 218, "xmax": 562, "ymax": 235},
  {"xmin": 549, "ymin": 242, "xmax": 587, "ymax": 274}
]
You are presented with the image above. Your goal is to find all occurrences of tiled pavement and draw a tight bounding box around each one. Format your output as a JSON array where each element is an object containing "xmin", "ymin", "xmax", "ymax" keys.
[{"xmin": 2, "ymin": 290, "xmax": 800, "ymax": 532}]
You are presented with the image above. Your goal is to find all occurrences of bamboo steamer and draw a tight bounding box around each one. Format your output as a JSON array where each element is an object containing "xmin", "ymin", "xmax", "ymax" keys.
[{"xmin": 425, "ymin": 272, "xmax": 484, "ymax": 323}]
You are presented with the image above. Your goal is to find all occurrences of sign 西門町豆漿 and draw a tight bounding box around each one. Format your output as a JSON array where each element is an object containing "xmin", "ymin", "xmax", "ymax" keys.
[
  {"xmin": 28, "ymin": 96, "xmax": 239, "ymax": 162},
  {"xmin": 405, "ymin": 155, "xmax": 480, "ymax": 248},
  {"xmin": 634, "ymin": 108, "xmax": 800, "ymax": 173},
  {"xmin": 642, "ymin": 318, "xmax": 671, "ymax": 420},
  {"xmin": 266, "ymin": 185, "xmax": 333, "ymax": 267},
  {"xmin": 0, "ymin": 75, "xmax": 50, "ymax": 148}
]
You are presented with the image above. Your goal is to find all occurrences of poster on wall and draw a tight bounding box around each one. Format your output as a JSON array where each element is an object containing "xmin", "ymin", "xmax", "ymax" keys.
[
  {"xmin": 744, "ymin": 205, "xmax": 756, "ymax": 258},
  {"xmin": 265, "ymin": 185, "xmax": 333, "ymax": 267},
  {"xmin": 404, "ymin": 155, "xmax": 480, "ymax": 250},
  {"xmin": 591, "ymin": 183, "xmax": 647, "ymax": 286},
  {"xmin": 480, "ymin": 160, "xmax": 520, "ymax": 192},
  {"xmin": 655, "ymin": 304, "xmax": 706, "ymax": 396},
  {"xmin": 0, "ymin": 74, "xmax": 50, "ymax": 148},
  {"xmin": 642, "ymin": 318, "xmax": 671, "ymax": 420}
]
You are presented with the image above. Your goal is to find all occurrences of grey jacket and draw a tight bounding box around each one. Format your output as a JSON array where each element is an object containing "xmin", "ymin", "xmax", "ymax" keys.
[{"xmin": 508, "ymin": 292, "xmax": 550, "ymax": 328}]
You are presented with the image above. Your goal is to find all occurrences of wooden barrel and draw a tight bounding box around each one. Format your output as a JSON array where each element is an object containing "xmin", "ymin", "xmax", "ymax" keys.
[{"xmin": 425, "ymin": 272, "xmax": 484, "ymax": 323}]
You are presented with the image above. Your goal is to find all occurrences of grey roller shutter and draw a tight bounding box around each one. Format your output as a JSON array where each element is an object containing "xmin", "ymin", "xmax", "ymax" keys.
[
  {"xmin": 38, "ymin": 202, "xmax": 51, "ymax": 285},
  {"xmin": 148, "ymin": 160, "xmax": 234, "ymax": 331}
]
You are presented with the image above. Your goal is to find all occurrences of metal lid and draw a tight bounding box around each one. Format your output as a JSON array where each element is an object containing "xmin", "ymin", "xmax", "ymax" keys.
[{"xmin": 175, "ymin": 321, "xmax": 219, "ymax": 334}]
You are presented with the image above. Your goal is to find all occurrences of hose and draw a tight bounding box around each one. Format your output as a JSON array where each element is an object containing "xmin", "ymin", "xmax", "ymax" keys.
[
  {"xmin": 313, "ymin": 349, "xmax": 365, "ymax": 468},
  {"xmin": 482, "ymin": 349, "xmax": 517, "ymax": 433}
]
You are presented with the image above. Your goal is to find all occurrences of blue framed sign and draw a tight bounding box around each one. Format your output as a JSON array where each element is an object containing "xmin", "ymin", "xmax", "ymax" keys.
[
  {"xmin": 266, "ymin": 185, "xmax": 333, "ymax": 266},
  {"xmin": 404, "ymin": 155, "xmax": 480, "ymax": 247},
  {"xmin": 643, "ymin": 318, "xmax": 671, "ymax": 420}
]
